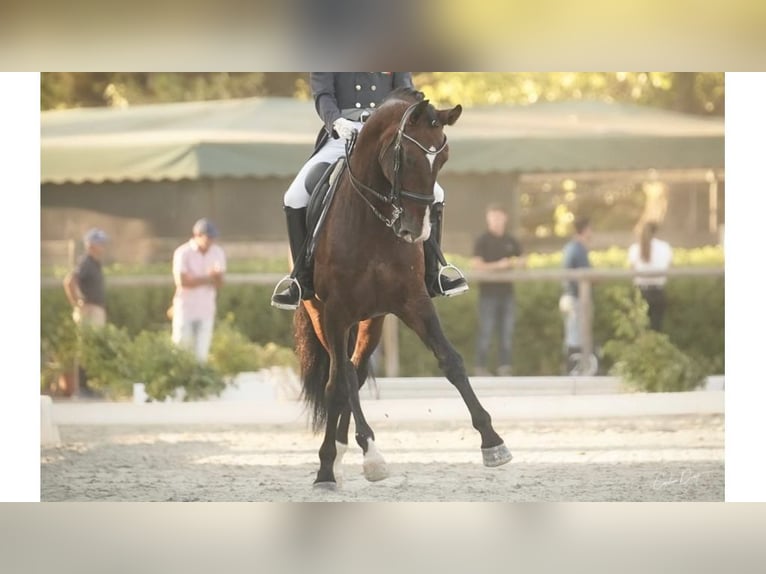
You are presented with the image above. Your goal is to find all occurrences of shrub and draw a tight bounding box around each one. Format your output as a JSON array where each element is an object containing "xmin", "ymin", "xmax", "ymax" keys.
[
  {"xmin": 209, "ymin": 314, "xmax": 264, "ymax": 377},
  {"xmin": 80, "ymin": 326, "xmax": 226, "ymax": 401},
  {"xmin": 602, "ymin": 290, "xmax": 705, "ymax": 392},
  {"xmin": 128, "ymin": 331, "xmax": 226, "ymax": 401},
  {"xmin": 40, "ymin": 311, "xmax": 80, "ymax": 394},
  {"xmin": 209, "ymin": 313, "xmax": 298, "ymax": 376},
  {"xmin": 79, "ymin": 324, "xmax": 136, "ymax": 398},
  {"xmin": 54, "ymin": 313, "xmax": 298, "ymax": 401}
]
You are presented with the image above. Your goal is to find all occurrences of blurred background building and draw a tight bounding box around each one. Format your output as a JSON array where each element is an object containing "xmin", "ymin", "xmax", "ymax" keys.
[{"xmin": 40, "ymin": 72, "xmax": 724, "ymax": 265}]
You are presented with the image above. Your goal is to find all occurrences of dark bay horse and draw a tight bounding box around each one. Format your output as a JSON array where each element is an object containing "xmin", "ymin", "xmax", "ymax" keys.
[{"xmin": 294, "ymin": 88, "xmax": 512, "ymax": 488}]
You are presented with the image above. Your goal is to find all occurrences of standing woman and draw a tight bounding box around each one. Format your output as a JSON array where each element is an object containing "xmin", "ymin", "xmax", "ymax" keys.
[{"xmin": 627, "ymin": 221, "xmax": 673, "ymax": 331}]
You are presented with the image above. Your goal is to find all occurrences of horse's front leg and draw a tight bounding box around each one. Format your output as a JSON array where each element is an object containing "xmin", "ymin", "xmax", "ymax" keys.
[{"xmin": 397, "ymin": 299, "xmax": 512, "ymax": 467}]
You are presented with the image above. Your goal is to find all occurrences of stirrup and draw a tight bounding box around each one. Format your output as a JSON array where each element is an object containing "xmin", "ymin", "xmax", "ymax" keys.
[
  {"xmin": 438, "ymin": 264, "xmax": 469, "ymax": 297},
  {"xmin": 270, "ymin": 275, "xmax": 302, "ymax": 310}
]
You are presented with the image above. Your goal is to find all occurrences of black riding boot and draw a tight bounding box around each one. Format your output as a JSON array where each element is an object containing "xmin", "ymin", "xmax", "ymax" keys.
[
  {"xmin": 271, "ymin": 207, "xmax": 314, "ymax": 310},
  {"xmin": 424, "ymin": 202, "xmax": 469, "ymax": 297}
]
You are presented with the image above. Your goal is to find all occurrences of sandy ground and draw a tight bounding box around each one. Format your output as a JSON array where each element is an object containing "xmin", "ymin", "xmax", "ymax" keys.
[{"xmin": 41, "ymin": 414, "xmax": 723, "ymax": 501}]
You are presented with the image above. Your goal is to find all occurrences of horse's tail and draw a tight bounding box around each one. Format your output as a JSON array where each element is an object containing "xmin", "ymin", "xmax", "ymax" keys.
[{"xmin": 294, "ymin": 304, "xmax": 330, "ymax": 433}]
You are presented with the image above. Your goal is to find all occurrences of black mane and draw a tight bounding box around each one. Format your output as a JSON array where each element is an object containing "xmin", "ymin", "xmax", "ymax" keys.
[
  {"xmin": 383, "ymin": 87, "xmax": 426, "ymax": 104},
  {"xmin": 381, "ymin": 87, "xmax": 439, "ymax": 126}
]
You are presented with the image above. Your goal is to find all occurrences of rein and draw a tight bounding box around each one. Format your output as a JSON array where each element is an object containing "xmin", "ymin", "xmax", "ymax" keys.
[{"xmin": 344, "ymin": 101, "xmax": 448, "ymax": 228}]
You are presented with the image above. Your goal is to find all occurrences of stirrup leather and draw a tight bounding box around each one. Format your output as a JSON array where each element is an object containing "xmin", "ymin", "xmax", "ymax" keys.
[
  {"xmin": 270, "ymin": 275, "xmax": 302, "ymax": 310},
  {"xmin": 438, "ymin": 263, "xmax": 469, "ymax": 297}
]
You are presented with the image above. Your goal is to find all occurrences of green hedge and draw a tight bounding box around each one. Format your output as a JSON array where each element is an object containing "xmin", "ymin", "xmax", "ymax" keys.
[
  {"xmin": 402, "ymin": 277, "xmax": 723, "ymax": 376},
  {"xmin": 41, "ymin": 248, "xmax": 724, "ymax": 378},
  {"xmin": 602, "ymin": 290, "xmax": 706, "ymax": 392}
]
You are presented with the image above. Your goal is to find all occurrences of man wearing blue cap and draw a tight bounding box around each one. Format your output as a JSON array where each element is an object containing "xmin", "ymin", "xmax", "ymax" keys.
[
  {"xmin": 63, "ymin": 228, "xmax": 109, "ymax": 397},
  {"xmin": 170, "ymin": 218, "xmax": 227, "ymax": 362},
  {"xmin": 64, "ymin": 228, "xmax": 109, "ymax": 328}
]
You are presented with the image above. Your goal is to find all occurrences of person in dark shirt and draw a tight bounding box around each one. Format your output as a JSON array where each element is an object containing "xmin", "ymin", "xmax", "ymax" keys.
[
  {"xmin": 63, "ymin": 228, "xmax": 108, "ymax": 397},
  {"xmin": 63, "ymin": 228, "xmax": 108, "ymax": 327},
  {"xmin": 561, "ymin": 217, "xmax": 593, "ymax": 370},
  {"xmin": 470, "ymin": 204, "xmax": 525, "ymax": 376}
]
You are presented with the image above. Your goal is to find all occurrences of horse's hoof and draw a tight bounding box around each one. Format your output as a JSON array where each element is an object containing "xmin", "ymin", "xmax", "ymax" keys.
[
  {"xmin": 313, "ymin": 481, "xmax": 338, "ymax": 491},
  {"xmin": 363, "ymin": 439, "xmax": 389, "ymax": 482},
  {"xmin": 482, "ymin": 443, "xmax": 513, "ymax": 467},
  {"xmin": 363, "ymin": 460, "xmax": 389, "ymax": 482}
]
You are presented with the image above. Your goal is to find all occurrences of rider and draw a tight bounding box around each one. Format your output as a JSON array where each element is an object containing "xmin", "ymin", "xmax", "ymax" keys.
[{"xmin": 271, "ymin": 72, "xmax": 469, "ymax": 310}]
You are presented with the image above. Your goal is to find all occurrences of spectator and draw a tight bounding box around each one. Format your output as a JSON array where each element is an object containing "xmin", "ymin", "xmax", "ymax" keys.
[
  {"xmin": 171, "ymin": 218, "xmax": 226, "ymax": 362},
  {"xmin": 62, "ymin": 228, "xmax": 109, "ymax": 397},
  {"xmin": 561, "ymin": 217, "xmax": 593, "ymax": 372},
  {"xmin": 628, "ymin": 221, "xmax": 672, "ymax": 331},
  {"xmin": 471, "ymin": 204, "xmax": 525, "ymax": 376}
]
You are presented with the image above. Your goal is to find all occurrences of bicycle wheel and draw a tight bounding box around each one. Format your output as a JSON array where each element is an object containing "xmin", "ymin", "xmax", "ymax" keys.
[{"xmin": 567, "ymin": 353, "xmax": 599, "ymax": 376}]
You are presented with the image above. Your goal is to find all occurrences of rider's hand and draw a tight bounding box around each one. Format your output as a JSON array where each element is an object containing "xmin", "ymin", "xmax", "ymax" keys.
[{"xmin": 333, "ymin": 117, "xmax": 356, "ymax": 141}]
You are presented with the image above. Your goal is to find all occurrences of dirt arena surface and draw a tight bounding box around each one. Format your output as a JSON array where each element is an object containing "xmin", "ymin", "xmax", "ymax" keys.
[{"xmin": 41, "ymin": 414, "xmax": 723, "ymax": 501}]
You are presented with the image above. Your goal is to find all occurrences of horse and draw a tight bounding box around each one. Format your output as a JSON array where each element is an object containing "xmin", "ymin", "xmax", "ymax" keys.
[{"xmin": 294, "ymin": 88, "xmax": 512, "ymax": 488}]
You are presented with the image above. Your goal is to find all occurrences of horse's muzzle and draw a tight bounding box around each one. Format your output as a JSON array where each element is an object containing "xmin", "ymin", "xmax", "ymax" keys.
[
  {"xmin": 394, "ymin": 224, "xmax": 428, "ymax": 243},
  {"xmin": 393, "ymin": 207, "xmax": 431, "ymax": 243},
  {"xmin": 397, "ymin": 230, "xmax": 418, "ymax": 243}
]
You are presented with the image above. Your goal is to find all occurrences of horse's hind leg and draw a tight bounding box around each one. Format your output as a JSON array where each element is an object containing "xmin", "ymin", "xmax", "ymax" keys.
[
  {"xmin": 326, "ymin": 316, "xmax": 387, "ymax": 482},
  {"xmin": 398, "ymin": 302, "xmax": 512, "ymax": 467},
  {"xmin": 316, "ymin": 316, "xmax": 387, "ymax": 486},
  {"xmin": 312, "ymin": 317, "xmax": 350, "ymax": 489},
  {"xmin": 336, "ymin": 317, "xmax": 387, "ymax": 483},
  {"xmin": 314, "ymin": 366, "xmax": 345, "ymax": 489}
]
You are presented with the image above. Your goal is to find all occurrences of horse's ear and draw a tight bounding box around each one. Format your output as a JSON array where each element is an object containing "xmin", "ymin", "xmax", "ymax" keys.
[
  {"xmin": 437, "ymin": 104, "xmax": 462, "ymax": 126},
  {"xmin": 408, "ymin": 99, "xmax": 430, "ymax": 125}
]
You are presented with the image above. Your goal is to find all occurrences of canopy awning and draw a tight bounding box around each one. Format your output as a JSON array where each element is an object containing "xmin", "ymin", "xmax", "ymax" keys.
[{"xmin": 41, "ymin": 97, "xmax": 724, "ymax": 184}]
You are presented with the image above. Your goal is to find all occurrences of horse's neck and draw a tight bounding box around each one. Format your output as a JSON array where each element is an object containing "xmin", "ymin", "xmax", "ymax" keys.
[
  {"xmin": 324, "ymin": 165, "xmax": 405, "ymax": 260},
  {"xmin": 340, "ymin": 153, "xmax": 393, "ymax": 232}
]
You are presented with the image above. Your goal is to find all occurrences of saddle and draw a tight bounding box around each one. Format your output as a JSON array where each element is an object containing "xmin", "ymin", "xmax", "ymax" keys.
[{"xmin": 303, "ymin": 158, "xmax": 346, "ymax": 263}]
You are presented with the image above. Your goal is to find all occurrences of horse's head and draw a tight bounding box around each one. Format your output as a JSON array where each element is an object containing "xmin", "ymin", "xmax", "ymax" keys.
[
  {"xmin": 380, "ymin": 96, "xmax": 462, "ymax": 243},
  {"xmin": 349, "ymin": 89, "xmax": 462, "ymax": 243}
]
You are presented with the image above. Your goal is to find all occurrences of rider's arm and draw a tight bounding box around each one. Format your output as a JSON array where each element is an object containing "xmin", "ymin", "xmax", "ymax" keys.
[
  {"xmin": 173, "ymin": 248, "xmax": 215, "ymax": 289},
  {"xmin": 310, "ymin": 72, "xmax": 342, "ymax": 135}
]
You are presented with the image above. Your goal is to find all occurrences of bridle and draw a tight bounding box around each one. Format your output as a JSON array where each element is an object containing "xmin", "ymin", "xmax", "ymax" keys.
[{"xmin": 344, "ymin": 101, "xmax": 448, "ymax": 228}]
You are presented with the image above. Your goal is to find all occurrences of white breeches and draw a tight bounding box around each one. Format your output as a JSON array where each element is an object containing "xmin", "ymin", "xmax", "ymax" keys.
[{"xmin": 283, "ymin": 121, "xmax": 445, "ymax": 208}]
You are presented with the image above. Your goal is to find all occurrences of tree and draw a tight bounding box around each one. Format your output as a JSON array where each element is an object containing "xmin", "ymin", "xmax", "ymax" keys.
[
  {"xmin": 41, "ymin": 73, "xmax": 308, "ymax": 110},
  {"xmin": 41, "ymin": 72, "xmax": 723, "ymax": 116},
  {"xmin": 412, "ymin": 72, "xmax": 723, "ymax": 116}
]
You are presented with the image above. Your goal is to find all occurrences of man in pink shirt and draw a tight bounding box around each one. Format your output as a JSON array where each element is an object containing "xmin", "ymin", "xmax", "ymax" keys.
[{"xmin": 171, "ymin": 218, "xmax": 227, "ymax": 362}]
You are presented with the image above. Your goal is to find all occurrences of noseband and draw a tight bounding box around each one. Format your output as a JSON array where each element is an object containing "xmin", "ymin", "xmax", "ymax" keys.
[{"xmin": 345, "ymin": 101, "xmax": 448, "ymax": 228}]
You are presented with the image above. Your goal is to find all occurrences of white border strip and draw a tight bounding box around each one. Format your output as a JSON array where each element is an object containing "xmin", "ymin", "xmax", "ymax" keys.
[{"xmin": 49, "ymin": 391, "xmax": 723, "ymax": 427}]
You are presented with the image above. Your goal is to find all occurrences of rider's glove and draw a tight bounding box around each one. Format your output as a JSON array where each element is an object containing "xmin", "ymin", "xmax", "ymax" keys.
[{"xmin": 333, "ymin": 117, "xmax": 356, "ymax": 141}]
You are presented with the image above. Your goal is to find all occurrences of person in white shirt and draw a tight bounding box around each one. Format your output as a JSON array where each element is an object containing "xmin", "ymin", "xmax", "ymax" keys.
[
  {"xmin": 627, "ymin": 221, "xmax": 673, "ymax": 331},
  {"xmin": 171, "ymin": 218, "xmax": 227, "ymax": 362}
]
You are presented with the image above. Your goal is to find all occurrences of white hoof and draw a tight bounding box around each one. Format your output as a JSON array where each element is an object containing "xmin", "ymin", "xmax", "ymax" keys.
[{"xmin": 363, "ymin": 439, "xmax": 389, "ymax": 482}]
